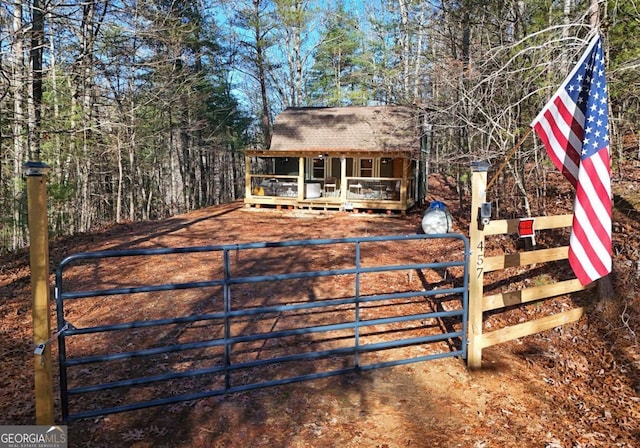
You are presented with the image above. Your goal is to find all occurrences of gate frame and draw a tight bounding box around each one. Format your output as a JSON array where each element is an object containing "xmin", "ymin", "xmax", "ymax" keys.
[{"xmin": 55, "ymin": 233, "xmax": 470, "ymax": 423}]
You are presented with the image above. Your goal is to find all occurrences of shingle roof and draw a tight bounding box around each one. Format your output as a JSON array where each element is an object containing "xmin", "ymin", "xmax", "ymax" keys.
[{"xmin": 268, "ymin": 106, "xmax": 419, "ymax": 157}]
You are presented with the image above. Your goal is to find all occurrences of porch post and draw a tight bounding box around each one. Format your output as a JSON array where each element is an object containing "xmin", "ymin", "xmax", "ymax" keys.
[
  {"xmin": 340, "ymin": 157, "xmax": 347, "ymax": 204},
  {"xmin": 297, "ymin": 157, "xmax": 305, "ymax": 202},
  {"xmin": 400, "ymin": 158, "xmax": 408, "ymax": 204},
  {"xmin": 245, "ymin": 155, "xmax": 252, "ymax": 200}
]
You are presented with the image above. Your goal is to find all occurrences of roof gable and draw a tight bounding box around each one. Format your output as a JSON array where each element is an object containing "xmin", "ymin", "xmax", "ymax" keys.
[{"xmin": 269, "ymin": 106, "xmax": 419, "ymax": 156}]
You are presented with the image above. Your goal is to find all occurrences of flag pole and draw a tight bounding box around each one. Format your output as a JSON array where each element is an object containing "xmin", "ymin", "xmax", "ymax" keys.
[{"xmin": 485, "ymin": 127, "xmax": 533, "ymax": 192}]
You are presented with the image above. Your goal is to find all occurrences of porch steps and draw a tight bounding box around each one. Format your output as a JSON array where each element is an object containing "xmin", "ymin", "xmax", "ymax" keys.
[{"xmin": 297, "ymin": 199, "xmax": 343, "ymax": 211}]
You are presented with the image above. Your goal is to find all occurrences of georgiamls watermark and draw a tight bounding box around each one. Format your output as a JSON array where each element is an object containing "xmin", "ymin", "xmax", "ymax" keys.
[{"xmin": 0, "ymin": 426, "xmax": 67, "ymax": 448}]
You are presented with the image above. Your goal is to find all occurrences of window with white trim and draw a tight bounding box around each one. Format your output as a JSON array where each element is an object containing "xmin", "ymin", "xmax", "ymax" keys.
[
  {"xmin": 311, "ymin": 157, "xmax": 325, "ymax": 179},
  {"xmin": 359, "ymin": 158, "xmax": 373, "ymax": 177}
]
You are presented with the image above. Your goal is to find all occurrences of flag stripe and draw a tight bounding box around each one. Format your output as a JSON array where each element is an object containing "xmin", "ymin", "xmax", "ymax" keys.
[
  {"xmin": 533, "ymin": 117, "xmax": 579, "ymax": 186},
  {"xmin": 572, "ymin": 199, "xmax": 610, "ymax": 270},
  {"xmin": 568, "ymin": 240, "xmax": 601, "ymax": 283}
]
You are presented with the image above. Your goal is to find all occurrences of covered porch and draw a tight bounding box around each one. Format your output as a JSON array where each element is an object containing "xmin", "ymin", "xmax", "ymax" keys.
[{"xmin": 244, "ymin": 151, "xmax": 417, "ymax": 213}]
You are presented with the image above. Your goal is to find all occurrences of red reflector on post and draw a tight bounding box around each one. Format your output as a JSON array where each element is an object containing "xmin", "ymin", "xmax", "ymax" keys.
[{"xmin": 518, "ymin": 218, "xmax": 535, "ymax": 243}]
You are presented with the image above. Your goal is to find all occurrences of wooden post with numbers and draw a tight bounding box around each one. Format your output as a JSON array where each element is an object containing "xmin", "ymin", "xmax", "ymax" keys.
[{"xmin": 467, "ymin": 161, "xmax": 489, "ymax": 369}]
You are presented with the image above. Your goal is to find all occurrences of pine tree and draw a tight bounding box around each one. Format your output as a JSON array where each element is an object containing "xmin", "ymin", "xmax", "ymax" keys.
[{"xmin": 306, "ymin": 2, "xmax": 369, "ymax": 106}]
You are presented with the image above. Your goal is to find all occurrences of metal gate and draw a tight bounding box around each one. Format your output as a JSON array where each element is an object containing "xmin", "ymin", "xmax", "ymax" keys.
[{"xmin": 55, "ymin": 233, "xmax": 469, "ymax": 423}]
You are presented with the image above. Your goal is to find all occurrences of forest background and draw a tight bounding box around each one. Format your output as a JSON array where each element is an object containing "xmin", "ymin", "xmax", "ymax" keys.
[{"xmin": 1, "ymin": 0, "xmax": 639, "ymax": 253}]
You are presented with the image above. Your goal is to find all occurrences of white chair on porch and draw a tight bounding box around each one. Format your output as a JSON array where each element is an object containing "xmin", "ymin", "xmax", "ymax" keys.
[{"xmin": 324, "ymin": 177, "xmax": 337, "ymax": 196}]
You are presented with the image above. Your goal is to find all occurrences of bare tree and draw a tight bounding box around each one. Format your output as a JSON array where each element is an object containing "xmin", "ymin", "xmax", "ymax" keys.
[{"xmin": 11, "ymin": 0, "xmax": 26, "ymax": 249}]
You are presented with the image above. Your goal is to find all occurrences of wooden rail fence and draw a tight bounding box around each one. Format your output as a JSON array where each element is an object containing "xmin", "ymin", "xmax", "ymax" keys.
[{"xmin": 467, "ymin": 162, "xmax": 593, "ymax": 369}]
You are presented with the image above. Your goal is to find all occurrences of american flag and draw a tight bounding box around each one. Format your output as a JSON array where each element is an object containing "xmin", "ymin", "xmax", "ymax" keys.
[{"xmin": 531, "ymin": 35, "xmax": 612, "ymax": 286}]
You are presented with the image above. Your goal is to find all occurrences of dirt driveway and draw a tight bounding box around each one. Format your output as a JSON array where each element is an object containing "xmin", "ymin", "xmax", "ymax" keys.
[{"xmin": 2, "ymin": 184, "xmax": 640, "ymax": 447}]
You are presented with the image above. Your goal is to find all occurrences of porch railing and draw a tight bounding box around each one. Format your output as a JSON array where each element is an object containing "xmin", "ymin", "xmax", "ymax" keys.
[
  {"xmin": 345, "ymin": 178, "xmax": 402, "ymax": 201},
  {"xmin": 248, "ymin": 174, "xmax": 414, "ymax": 203},
  {"xmin": 250, "ymin": 175, "xmax": 299, "ymax": 198}
]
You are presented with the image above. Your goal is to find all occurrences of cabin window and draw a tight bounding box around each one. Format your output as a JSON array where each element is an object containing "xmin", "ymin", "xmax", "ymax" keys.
[
  {"xmin": 312, "ymin": 157, "xmax": 325, "ymax": 179},
  {"xmin": 359, "ymin": 158, "xmax": 373, "ymax": 177}
]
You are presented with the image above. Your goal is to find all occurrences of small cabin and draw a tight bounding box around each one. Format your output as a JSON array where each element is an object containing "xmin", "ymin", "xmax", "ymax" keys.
[{"xmin": 244, "ymin": 106, "xmax": 425, "ymax": 214}]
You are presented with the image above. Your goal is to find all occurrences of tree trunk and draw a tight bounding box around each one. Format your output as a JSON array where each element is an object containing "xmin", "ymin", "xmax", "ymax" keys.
[
  {"xmin": 398, "ymin": 0, "xmax": 410, "ymax": 97},
  {"xmin": 79, "ymin": 0, "xmax": 96, "ymax": 232},
  {"xmin": 253, "ymin": 0, "xmax": 272, "ymax": 147},
  {"xmin": 12, "ymin": 0, "xmax": 25, "ymax": 249},
  {"xmin": 116, "ymin": 139, "xmax": 123, "ymax": 223},
  {"xmin": 29, "ymin": 0, "xmax": 44, "ymax": 161}
]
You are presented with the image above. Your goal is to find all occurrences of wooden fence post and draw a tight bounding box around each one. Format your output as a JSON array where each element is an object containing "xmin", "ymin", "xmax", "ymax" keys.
[
  {"xmin": 25, "ymin": 161, "xmax": 54, "ymax": 424},
  {"xmin": 468, "ymin": 161, "xmax": 489, "ymax": 369}
]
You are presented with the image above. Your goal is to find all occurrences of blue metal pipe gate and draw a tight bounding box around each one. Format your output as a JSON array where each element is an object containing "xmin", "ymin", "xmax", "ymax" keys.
[{"xmin": 55, "ymin": 233, "xmax": 469, "ymax": 423}]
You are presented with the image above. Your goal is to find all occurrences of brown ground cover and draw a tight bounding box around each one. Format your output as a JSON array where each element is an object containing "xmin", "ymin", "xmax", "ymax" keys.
[{"xmin": 1, "ymin": 166, "xmax": 639, "ymax": 447}]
